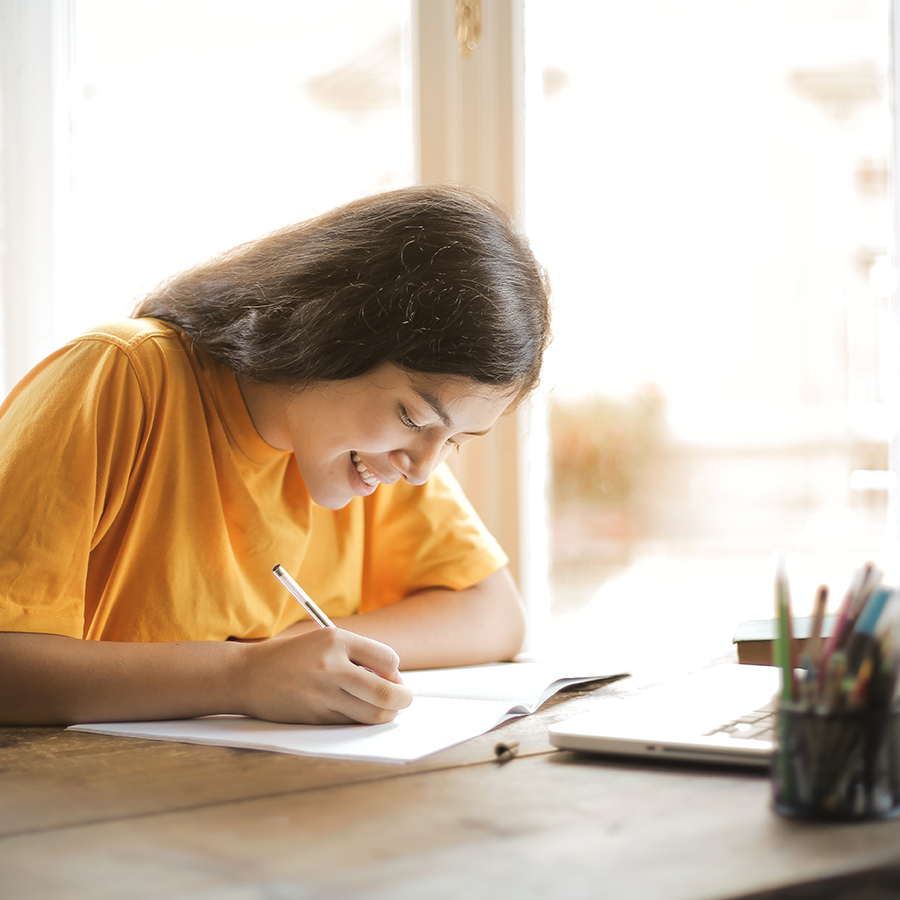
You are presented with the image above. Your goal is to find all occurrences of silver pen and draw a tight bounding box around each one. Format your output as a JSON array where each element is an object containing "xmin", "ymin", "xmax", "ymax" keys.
[{"xmin": 272, "ymin": 564, "xmax": 335, "ymax": 629}]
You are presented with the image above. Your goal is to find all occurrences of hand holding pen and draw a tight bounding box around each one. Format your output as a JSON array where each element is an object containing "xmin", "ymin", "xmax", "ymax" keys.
[{"xmin": 226, "ymin": 565, "xmax": 412, "ymax": 725}]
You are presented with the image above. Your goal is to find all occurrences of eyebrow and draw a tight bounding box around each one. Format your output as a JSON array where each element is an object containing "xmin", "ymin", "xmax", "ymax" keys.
[{"xmin": 413, "ymin": 387, "xmax": 491, "ymax": 437}]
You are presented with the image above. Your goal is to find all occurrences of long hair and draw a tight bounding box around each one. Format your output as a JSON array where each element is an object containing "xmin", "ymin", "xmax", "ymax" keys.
[{"xmin": 133, "ymin": 185, "xmax": 551, "ymax": 401}]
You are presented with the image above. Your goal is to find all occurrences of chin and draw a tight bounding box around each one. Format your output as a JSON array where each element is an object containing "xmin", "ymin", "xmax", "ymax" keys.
[
  {"xmin": 311, "ymin": 484, "xmax": 361, "ymax": 510},
  {"xmin": 312, "ymin": 494, "xmax": 353, "ymax": 511}
]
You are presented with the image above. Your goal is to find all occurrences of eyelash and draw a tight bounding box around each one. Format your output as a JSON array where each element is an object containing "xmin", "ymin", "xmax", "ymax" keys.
[
  {"xmin": 399, "ymin": 408, "xmax": 423, "ymax": 432},
  {"xmin": 400, "ymin": 406, "xmax": 461, "ymax": 450}
]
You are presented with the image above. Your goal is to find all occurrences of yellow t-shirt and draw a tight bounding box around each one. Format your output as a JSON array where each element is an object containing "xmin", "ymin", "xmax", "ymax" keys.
[{"xmin": 0, "ymin": 319, "xmax": 507, "ymax": 642}]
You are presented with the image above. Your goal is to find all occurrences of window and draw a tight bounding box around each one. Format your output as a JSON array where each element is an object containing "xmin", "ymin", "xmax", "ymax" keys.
[
  {"xmin": 64, "ymin": 0, "xmax": 415, "ymax": 347},
  {"xmin": 5, "ymin": 2, "xmax": 896, "ymax": 667},
  {"xmin": 525, "ymin": 0, "xmax": 897, "ymax": 668},
  {"xmin": 1, "ymin": 0, "xmax": 414, "ymax": 390}
]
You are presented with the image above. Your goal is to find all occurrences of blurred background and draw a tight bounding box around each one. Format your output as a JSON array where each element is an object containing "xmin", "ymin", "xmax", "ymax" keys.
[
  {"xmin": 1, "ymin": 0, "xmax": 896, "ymax": 671},
  {"xmin": 525, "ymin": 0, "xmax": 898, "ymax": 668}
]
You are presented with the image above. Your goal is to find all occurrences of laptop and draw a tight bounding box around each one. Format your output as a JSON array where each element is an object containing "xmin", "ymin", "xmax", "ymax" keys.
[{"xmin": 548, "ymin": 663, "xmax": 781, "ymax": 768}]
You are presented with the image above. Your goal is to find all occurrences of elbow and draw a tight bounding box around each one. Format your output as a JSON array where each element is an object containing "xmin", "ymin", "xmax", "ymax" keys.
[
  {"xmin": 500, "ymin": 590, "xmax": 527, "ymax": 661},
  {"xmin": 484, "ymin": 567, "xmax": 528, "ymax": 661}
]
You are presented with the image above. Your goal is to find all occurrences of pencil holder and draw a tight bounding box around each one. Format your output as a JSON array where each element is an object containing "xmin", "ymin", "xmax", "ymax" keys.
[{"xmin": 772, "ymin": 706, "xmax": 900, "ymax": 820}]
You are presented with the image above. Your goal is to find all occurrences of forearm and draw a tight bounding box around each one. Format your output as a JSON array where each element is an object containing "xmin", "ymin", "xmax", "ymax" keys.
[
  {"xmin": 280, "ymin": 568, "xmax": 527, "ymax": 670},
  {"xmin": 0, "ymin": 628, "xmax": 411, "ymax": 727},
  {"xmin": 0, "ymin": 632, "xmax": 243, "ymax": 726}
]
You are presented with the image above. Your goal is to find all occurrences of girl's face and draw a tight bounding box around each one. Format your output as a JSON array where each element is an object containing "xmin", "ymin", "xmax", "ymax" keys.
[{"xmin": 240, "ymin": 364, "xmax": 513, "ymax": 509}]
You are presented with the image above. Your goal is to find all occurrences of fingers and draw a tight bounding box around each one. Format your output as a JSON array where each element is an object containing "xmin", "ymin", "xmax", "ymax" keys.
[
  {"xmin": 329, "ymin": 631, "xmax": 412, "ymax": 722},
  {"xmin": 343, "ymin": 631, "xmax": 403, "ymax": 682},
  {"xmin": 238, "ymin": 628, "xmax": 412, "ymax": 726},
  {"xmin": 336, "ymin": 659, "xmax": 413, "ymax": 716}
]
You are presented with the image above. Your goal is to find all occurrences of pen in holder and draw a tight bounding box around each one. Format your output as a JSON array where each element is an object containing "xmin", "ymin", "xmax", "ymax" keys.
[
  {"xmin": 772, "ymin": 704, "xmax": 900, "ymax": 820},
  {"xmin": 770, "ymin": 559, "xmax": 900, "ymax": 821}
]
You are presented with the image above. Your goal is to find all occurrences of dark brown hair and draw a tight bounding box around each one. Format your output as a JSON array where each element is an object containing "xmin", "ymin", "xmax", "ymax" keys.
[{"xmin": 133, "ymin": 185, "xmax": 551, "ymax": 401}]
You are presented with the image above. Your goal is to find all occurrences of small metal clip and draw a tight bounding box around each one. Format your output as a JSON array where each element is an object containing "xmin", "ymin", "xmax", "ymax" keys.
[{"xmin": 493, "ymin": 740, "xmax": 519, "ymax": 763}]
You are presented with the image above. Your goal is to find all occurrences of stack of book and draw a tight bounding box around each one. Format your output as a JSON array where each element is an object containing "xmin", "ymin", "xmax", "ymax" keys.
[{"xmin": 733, "ymin": 614, "xmax": 837, "ymax": 666}]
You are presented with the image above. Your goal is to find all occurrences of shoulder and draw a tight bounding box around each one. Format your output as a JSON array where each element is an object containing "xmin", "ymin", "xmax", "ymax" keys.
[
  {"xmin": 2, "ymin": 319, "xmax": 196, "ymax": 418},
  {"xmin": 56, "ymin": 318, "xmax": 199, "ymax": 389},
  {"xmin": 69, "ymin": 318, "xmax": 189, "ymax": 358}
]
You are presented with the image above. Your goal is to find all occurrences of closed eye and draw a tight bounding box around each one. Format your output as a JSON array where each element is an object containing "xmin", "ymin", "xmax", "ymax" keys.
[
  {"xmin": 399, "ymin": 405, "xmax": 424, "ymax": 432},
  {"xmin": 400, "ymin": 405, "xmax": 463, "ymax": 451}
]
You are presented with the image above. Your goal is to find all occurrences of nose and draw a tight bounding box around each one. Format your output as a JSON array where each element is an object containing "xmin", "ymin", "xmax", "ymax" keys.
[{"xmin": 389, "ymin": 439, "xmax": 447, "ymax": 486}]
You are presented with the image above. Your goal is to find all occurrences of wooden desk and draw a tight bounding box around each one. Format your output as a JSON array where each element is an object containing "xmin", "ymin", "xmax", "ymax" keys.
[{"xmin": 4, "ymin": 679, "xmax": 900, "ymax": 900}]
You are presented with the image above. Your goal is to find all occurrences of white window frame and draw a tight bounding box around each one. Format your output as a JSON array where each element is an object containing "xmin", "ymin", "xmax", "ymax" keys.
[
  {"xmin": 890, "ymin": 0, "xmax": 900, "ymax": 561},
  {"xmin": 0, "ymin": 0, "xmax": 73, "ymax": 394},
  {"xmin": 414, "ymin": 0, "xmax": 549, "ymax": 642}
]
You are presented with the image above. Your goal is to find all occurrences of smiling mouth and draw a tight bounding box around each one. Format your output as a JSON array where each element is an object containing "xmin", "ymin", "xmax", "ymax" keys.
[{"xmin": 351, "ymin": 451, "xmax": 380, "ymax": 487}]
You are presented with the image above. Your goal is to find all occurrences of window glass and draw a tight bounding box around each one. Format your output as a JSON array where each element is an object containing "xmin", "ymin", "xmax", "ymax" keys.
[
  {"xmin": 524, "ymin": 1, "xmax": 895, "ymax": 667},
  {"xmin": 60, "ymin": 0, "xmax": 413, "ymax": 343}
]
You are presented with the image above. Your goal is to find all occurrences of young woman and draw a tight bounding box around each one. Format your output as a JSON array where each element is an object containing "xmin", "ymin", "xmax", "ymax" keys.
[{"xmin": 0, "ymin": 185, "xmax": 550, "ymax": 727}]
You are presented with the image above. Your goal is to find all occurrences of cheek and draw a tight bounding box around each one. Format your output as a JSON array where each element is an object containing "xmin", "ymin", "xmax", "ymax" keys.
[
  {"xmin": 363, "ymin": 417, "xmax": 411, "ymax": 450},
  {"xmin": 437, "ymin": 442, "xmax": 457, "ymax": 464}
]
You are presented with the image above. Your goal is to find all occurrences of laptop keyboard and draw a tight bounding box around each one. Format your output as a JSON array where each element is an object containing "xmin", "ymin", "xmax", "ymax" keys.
[{"xmin": 702, "ymin": 697, "xmax": 778, "ymax": 742}]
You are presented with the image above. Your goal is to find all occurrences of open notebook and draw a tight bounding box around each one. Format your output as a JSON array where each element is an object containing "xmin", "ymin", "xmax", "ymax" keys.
[{"xmin": 69, "ymin": 662, "xmax": 621, "ymax": 763}]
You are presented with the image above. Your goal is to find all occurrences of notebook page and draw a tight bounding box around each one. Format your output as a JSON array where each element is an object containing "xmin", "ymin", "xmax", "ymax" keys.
[
  {"xmin": 70, "ymin": 696, "xmax": 514, "ymax": 763},
  {"xmin": 401, "ymin": 662, "xmax": 615, "ymax": 713}
]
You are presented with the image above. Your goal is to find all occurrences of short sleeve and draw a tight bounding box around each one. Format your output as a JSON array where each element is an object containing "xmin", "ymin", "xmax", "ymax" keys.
[
  {"xmin": 0, "ymin": 338, "xmax": 145, "ymax": 636},
  {"xmin": 359, "ymin": 465, "xmax": 508, "ymax": 612}
]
